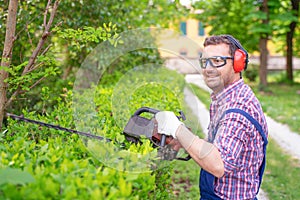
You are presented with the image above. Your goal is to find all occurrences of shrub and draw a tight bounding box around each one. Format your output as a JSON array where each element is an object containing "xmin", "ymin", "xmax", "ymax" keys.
[{"xmin": 1, "ymin": 67, "xmax": 186, "ymax": 199}]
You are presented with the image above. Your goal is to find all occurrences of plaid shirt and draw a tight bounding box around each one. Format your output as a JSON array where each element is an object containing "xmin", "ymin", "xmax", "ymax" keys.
[{"xmin": 207, "ymin": 79, "xmax": 268, "ymax": 199}]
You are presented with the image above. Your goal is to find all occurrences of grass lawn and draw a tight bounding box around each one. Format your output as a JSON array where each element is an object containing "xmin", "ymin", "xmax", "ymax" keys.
[
  {"xmin": 172, "ymin": 73, "xmax": 300, "ymax": 199},
  {"xmin": 250, "ymin": 82, "xmax": 300, "ymax": 133},
  {"xmin": 263, "ymin": 138, "xmax": 300, "ymax": 199},
  {"xmin": 171, "ymin": 159, "xmax": 200, "ymax": 199},
  {"xmin": 249, "ymin": 71, "xmax": 300, "ymax": 133}
]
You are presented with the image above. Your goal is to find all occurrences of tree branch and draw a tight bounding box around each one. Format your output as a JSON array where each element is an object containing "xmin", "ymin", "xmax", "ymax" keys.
[
  {"xmin": 25, "ymin": 62, "xmax": 44, "ymax": 74},
  {"xmin": 44, "ymin": 0, "xmax": 51, "ymax": 29},
  {"xmin": 29, "ymin": 76, "xmax": 47, "ymax": 90},
  {"xmin": 22, "ymin": 0, "xmax": 60, "ymax": 75},
  {"xmin": 41, "ymin": 44, "xmax": 52, "ymax": 56},
  {"xmin": 6, "ymin": 75, "xmax": 46, "ymax": 107},
  {"xmin": 5, "ymin": 0, "xmax": 60, "ymax": 109},
  {"xmin": 5, "ymin": 87, "xmax": 20, "ymax": 109}
]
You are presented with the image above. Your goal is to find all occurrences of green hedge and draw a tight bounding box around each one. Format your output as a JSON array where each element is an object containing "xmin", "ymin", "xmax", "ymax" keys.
[{"xmin": 0, "ymin": 67, "xmax": 186, "ymax": 199}]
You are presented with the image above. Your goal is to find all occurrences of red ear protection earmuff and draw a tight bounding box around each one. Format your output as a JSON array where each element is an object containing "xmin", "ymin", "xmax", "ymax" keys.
[
  {"xmin": 234, "ymin": 49, "xmax": 247, "ymax": 73},
  {"xmin": 225, "ymin": 35, "xmax": 249, "ymax": 73}
]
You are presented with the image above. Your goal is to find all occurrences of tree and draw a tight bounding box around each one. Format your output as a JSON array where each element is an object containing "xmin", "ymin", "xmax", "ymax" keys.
[
  {"xmin": 259, "ymin": 0, "xmax": 269, "ymax": 88},
  {"xmin": 0, "ymin": 0, "xmax": 60, "ymax": 129},
  {"xmin": 192, "ymin": 0, "xmax": 260, "ymax": 51},
  {"xmin": 263, "ymin": 0, "xmax": 299, "ymax": 83},
  {"xmin": 0, "ymin": 0, "xmax": 18, "ymax": 129},
  {"xmin": 286, "ymin": 0, "xmax": 299, "ymax": 82},
  {"xmin": 0, "ymin": 0, "xmax": 189, "ymax": 129},
  {"xmin": 54, "ymin": 0, "xmax": 188, "ymax": 80}
]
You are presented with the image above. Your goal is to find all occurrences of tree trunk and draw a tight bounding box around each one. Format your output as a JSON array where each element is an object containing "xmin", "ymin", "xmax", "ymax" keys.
[
  {"xmin": 0, "ymin": 0, "xmax": 18, "ymax": 130},
  {"xmin": 286, "ymin": 0, "xmax": 299, "ymax": 82},
  {"xmin": 259, "ymin": 0, "xmax": 269, "ymax": 88},
  {"xmin": 259, "ymin": 37, "xmax": 268, "ymax": 87},
  {"xmin": 286, "ymin": 27, "xmax": 294, "ymax": 82}
]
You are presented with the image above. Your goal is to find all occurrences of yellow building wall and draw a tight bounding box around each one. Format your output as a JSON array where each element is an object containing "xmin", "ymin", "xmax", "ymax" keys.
[
  {"xmin": 154, "ymin": 18, "xmax": 206, "ymax": 59},
  {"xmin": 155, "ymin": 18, "xmax": 280, "ymax": 60}
]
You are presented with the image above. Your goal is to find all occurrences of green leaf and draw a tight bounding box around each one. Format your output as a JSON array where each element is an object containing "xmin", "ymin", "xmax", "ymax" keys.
[{"xmin": 0, "ymin": 168, "xmax": 35, "ymax": 186}]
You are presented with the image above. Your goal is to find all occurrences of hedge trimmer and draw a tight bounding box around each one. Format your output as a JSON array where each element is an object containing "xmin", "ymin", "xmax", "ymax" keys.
[{"xmin": 6, "ymin": 107, "xmax": 191, "ymax": 161}]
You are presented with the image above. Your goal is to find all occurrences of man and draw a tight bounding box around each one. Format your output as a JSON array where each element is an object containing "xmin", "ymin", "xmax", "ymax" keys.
[{"xmin": 155, "ymin": 35, "xmax": 268, "ymax": 199}]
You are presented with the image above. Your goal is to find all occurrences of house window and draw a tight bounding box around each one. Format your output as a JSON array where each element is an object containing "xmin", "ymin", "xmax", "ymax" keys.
[
  {"xmin": 198, "ymin": 22, "xmax": 205, "ymax": 36},
  {"xmin": 180, "ymin": 22, "xmax": 187, "ymax": 35}
]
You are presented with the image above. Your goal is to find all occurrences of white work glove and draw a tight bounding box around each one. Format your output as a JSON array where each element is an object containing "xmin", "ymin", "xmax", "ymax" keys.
[{"xmin": 155, "ymin": 111, "xmax": 183, "ymax": 139}]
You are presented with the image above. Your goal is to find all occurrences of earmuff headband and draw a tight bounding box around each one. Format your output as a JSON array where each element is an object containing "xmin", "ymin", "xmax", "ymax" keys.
[{"xmin": 225, "ymin": 35, "xmax": 249, "ymax": 72}]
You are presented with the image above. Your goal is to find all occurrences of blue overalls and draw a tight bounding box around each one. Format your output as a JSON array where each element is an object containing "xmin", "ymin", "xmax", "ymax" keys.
[{"xmin": 199, "ymin": 109, "xmax": 268, "ymax": 200}]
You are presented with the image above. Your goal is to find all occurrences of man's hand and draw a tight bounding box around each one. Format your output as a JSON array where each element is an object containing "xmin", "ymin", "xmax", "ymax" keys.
[
  {"xmin": 168, "ymin": 138, "xmax": 183, "ymax": 151},
  {"xmin": 155, "ymin": 111, "xmax": 183, "ymax": 139}
]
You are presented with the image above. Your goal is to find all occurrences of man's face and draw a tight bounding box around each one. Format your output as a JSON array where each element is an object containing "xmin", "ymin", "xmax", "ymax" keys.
[{"xmin": 201, "ymin": 43, "xmax": 238, "ymax": 94}]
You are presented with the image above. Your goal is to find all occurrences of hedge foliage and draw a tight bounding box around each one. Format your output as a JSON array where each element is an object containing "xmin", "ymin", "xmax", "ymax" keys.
[{"xmin": 0, "ymin": 66, "xmax": 187, "ymax": 199}]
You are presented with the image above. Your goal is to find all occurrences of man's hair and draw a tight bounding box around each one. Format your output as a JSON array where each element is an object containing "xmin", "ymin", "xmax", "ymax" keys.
[{"xmin": 203, "ymin": 35, "xmax": 240, "ymax": 57}]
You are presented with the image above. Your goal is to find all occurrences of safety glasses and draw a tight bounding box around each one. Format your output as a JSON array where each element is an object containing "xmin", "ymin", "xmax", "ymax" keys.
[{"xmin": 199, "ymin": 56, "xmax": 233, "ymax": 69}]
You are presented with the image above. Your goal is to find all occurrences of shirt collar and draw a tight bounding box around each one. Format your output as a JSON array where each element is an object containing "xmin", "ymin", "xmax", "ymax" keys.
[{"xmin": 211, "ymin": 79, "xmax": 244, "ymax": 105}]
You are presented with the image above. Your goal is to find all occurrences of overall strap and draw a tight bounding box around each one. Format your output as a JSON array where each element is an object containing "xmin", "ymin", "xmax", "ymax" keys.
[
  {"xmin": 225, "ymin": 109, "xmax": 268, "ymax": 145},
  {"xmin": 225, "ymin": 108, "xmax": 268, "ymax": 194}
]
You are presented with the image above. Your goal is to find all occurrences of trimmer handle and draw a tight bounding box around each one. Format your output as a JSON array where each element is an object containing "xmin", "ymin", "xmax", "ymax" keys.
[
  {"xmin": 133, "ymin": 107, "xmax": 167, "ymax": 147},
  {"xmin": 160, "ymin": 134, "xmax": 167, "ymax": 147},
  {"xmin": 123, "ymin": 106, "xmax": 191, "ymax": 161},
  {"xmin": 133, "ymin": 107, "xmax": 160, "ymax": 116}
]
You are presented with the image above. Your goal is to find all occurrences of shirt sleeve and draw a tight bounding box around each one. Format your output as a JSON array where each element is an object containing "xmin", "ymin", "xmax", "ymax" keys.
[{"xmin": 214, "ymin": 113, "xmax": 250, "ymax": 175}]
